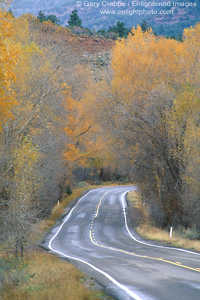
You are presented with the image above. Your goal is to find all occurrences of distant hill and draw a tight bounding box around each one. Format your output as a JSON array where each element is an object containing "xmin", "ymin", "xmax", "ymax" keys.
[{"xmin": 8, "ymin": 0, "xmax": 200, "ymax": 36}]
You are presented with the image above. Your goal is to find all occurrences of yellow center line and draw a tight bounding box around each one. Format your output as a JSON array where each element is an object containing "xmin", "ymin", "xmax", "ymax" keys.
[
  {"xmin": 90, "ymin": 191, "xmax": 200, "ymax": 274},
  {"xmin": 95, "ymin": 191, "xmax": 109, "ymax": 217}
]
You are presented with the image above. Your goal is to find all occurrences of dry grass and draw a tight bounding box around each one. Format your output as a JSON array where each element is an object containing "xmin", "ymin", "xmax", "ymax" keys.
[
  {"xmin": 128, "ymin": 190, "xmax": 148, "ymax": 218},
  {"xmin": 138, "ymin": 224, "xmax": 200, "ymax": 251},
  {"xmin": 128, "ymin": 190, "xmax": 200, "ymax": 252},
  {"xmin": 2, "ymin": 251, "xmax": 95, "ymax": 300}
]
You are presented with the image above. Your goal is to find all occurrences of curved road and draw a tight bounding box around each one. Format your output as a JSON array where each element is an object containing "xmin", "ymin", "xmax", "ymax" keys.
[{"xmin": 43, "ymin": 186, "xmax": 200, "ymax": 300}]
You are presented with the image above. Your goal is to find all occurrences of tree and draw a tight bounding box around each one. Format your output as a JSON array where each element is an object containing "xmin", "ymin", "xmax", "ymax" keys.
[
  {"xmin": 140, "ymin": 20, "xmax": 148, "ymax": 32},
  {"xmin": 92, "ymin": 23, "xmax": 200, "ymax": 230},
  {"xmin": 37, "ymin": 10, "xmax": 60, "ymax": 24},
  {"xmin": 8, "ymin": 8, "xmax": 14, "ymax": 17},
  {"xmin": 94, "ymin": 26, "xmax": 187, "ymax": 227},
  {"xmin": 1, "ymin": 137, "xmax": 41, "ymax": 257},
  {"xmin": 68, "ymin": 10, "xmax": 82, "ymax": 27},
  {"xmin": 0, "ymin": 9, "xmax": 19, "ymax": 131},
  {"xmin": 47, "ymin": 14, "xmax": 60, "ymax": 24},
  {"xmin": 37, "ymin": 10, "xmax": 46, "ymax": 22},
  {"xmin": 166, "ymin": 23, "xmax": 200, "ymax": 230},
  {"xmin": 108, "ymin": 21, "xmax": 129, "ymax": 39},
  {"xmin": 0, "ymin": 14, "xmax": 70, "ymax": 254},
  {"xmin": 116, "ymin": 21, "xmax": 129, "ymax": 38},
  {"xmin": 168, "ymin": 85, "xmax": 200, "ymax": 230}
]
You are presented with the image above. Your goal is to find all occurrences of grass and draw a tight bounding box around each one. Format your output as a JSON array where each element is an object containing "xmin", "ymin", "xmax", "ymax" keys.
[
  {"xmin": 127, "ymin": 190, "xmax": 200, "ymax": 252},
  {"xmin": 1, "ymin": 182, "xmax": 115, "ymax": 300},
  {"xmin": 2, "ymin": 251, "xmax": 96, "ymax": 300}
]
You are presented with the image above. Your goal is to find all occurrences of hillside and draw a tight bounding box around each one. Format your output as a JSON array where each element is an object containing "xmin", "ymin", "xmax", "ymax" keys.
[{"xmin": 8, "ymin": 0, "xmax": 200, "ymax": 36}]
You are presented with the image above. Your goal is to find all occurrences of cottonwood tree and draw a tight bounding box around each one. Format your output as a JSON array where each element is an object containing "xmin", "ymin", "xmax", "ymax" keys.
[
  {"xmin": 169, "ymin": 85, "xmax": 200, "ymax": 230},
  {"xmin": 62, "ymin": 69, "xmax": 108, "ymax": 181},
  {"xmin": 0, "ymin": 9, "xmax": 18, "ymax": 131},
  {"xmin": 0, "ymin": 13, "xmax": 70, "ymax": 252},
  {"xmin": 1, "ymin": 137, "xmax": 41, "ymax": 257},
  {"xmin": 93, "ymin": 25, "xmax": 200, "ymax": 228},
  {"xmin": 167, "ymin": 23, "xmax": 200, "ymax": 229},
  {"xmin": 12, "ymin": 16, "xmax": 71, "ymax": 212}
]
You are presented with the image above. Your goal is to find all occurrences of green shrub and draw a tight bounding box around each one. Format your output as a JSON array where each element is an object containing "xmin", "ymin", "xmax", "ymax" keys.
[{"xmin": 185, "ymin": 226, "xmax": 200, "ymax": 240}]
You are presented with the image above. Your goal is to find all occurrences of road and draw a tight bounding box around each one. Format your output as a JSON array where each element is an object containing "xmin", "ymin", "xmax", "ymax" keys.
[{"xmin": 43, "ymin": 186, "xmax": 200, "ymax": 300}]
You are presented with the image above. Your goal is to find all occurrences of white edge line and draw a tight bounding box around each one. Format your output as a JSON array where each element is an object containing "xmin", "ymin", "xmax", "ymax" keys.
[
  {"xmin": 48, "ymin": 188, "xmax": 144, "ymax": 300},
  {"xmin": 121, "ymin": 191, "xmax": 200, "ymax": 256}
]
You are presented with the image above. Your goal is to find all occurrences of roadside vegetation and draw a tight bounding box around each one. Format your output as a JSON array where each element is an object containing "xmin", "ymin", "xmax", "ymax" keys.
[
  {"xmin": 128, "ymin": 191, "xmax": 200, "ymax": 253},
  {"xmin": 2, "ymin": 252, "xmax": 93, "ymax": 300},
  {"xmin": 0, "ymin": 183, "xmax": 115, "ymax": 300}
]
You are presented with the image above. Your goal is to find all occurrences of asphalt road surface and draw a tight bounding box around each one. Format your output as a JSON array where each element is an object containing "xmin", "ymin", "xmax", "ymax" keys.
[{"xmin": 43, "ymin": 186, "xmax": 200, "ymax": 300}]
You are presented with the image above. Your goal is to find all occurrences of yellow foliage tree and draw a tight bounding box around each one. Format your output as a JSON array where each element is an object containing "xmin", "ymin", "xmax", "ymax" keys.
[
  {"xmin": 0, "ymin": 9, "xmax": 19, "ymax": 130},
  {"xmin": 3, "ymin": 136, "xmax": 41, "ymax": 256},
  {"xmin": 97, "ymin": 24, "xmax": 200, "ymax": 226},
  {"xmin": 167, "ymin": 23, "xmax": 200, "ymax": 229},
  {"xmin": 63, "ymin": 70, "xmax": 113, "ymax": 181},
  {"xmin": 0, "ymin": 10, "xmax": 71, "ymax": 252}
]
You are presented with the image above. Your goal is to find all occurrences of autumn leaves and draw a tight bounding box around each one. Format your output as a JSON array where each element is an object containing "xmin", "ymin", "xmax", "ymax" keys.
[
  {"xmin": 0, "ymin": 7, "xmax": 108, "ymax": 254},
  {"xmin": 98, "ymin": 25, "xmax": 200, "ymax": 229},
  {"xmin": 0, "ymin": 11, "xmax": 71, "ymax": 253},
  {"xmin": 0, "ymin": 10, "xmax": 19, "ymax": 130},
  {"xmin": 1, "ymin": 0, "xmax": 200, "ymax": 254}
]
